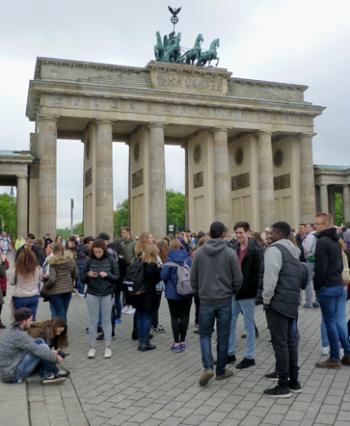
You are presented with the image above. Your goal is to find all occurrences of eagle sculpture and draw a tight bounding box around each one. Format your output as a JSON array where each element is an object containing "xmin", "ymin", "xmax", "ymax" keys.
[{"xmin": 168, "ymin": 6, "xmax": 182, "ymax": 16}]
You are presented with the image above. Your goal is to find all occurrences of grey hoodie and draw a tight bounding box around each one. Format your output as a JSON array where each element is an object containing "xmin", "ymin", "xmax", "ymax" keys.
[
  {"xmin": 190, "ymin": 239, "xmax": 243, "ymax": 304},
  {"xmin": 262, "ymin": 239, "xmax": 301, "ymax": 305}
]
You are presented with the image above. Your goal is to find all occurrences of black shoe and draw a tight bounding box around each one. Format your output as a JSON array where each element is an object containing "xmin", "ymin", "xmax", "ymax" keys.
[
  {"xmin": 263, "ymin": 385, "xmax": 291, "ymax": 398},
  {"xmin": 241, "ymin": 333, "xmax": 247, "ymax": 338},
  {"xmin": 57, "ymin": 367, "xmax": 71, "ymax": 378},
  {"xmin": 131, "ymin": 330, "xmax": 138, "ymax": 340},
  {"xmin": 288, "ymin": 381, "xmax": 302, "ymax": 393},
  {"xmin": 96, "ymin": 333, "xmax": 104, "ymax": 341},
  {"xmin": 255, "ymin": 325, "xmax": 259, "ymax": 337},
  {"xmin": 236, "ymin": 358, "xmax": 255, "ymax": 369},
  {"xmin": 227, "ymin": 354, "xmax": 236, "ymax": 364},
  {"xmin": 264, "ymin": 371, "xmax": 278, "ymax": 381},
  {"xmin": 140, "ymin": 343, "xmax": 156, "ymax": 351}
]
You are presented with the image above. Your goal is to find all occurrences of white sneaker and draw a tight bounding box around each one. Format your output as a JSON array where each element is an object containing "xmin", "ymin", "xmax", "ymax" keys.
[
  {"xmin": 104, "ymin": 347, "xmax": 112, "ymax": 359},
  {"xmin": 88, "ymin": 347, "xmax": 96, "ymax": 359},
  {"xmin": 340, "ymin": 348, "xmax": 344, "ymax": 358},
  {"xmin": 122, "ymin": 305, "xmax": 129, "ymax": 313},
  {"xmin": 321, "ymin": 346, "xmax": 330, "ymax": 356}
]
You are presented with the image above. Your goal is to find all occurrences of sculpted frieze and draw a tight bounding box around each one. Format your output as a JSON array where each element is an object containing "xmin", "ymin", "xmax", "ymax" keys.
[
  {"xmin": 44, "ymin": 94, "xmax": 311, "ymax": 127},
  {"xmin": 156, "ymin": 71, "xmax": 223, "ymax": 93}
]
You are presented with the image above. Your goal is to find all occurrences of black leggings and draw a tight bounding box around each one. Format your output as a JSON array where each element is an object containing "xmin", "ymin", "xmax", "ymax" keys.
[{"xmin": 167, "ymin": 298, "xmax": 192, "ymax": 343}]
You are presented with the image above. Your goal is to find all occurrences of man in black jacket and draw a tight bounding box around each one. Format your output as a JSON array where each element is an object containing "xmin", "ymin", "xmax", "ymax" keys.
[
  {"xmin": 313, "ymin": 212, "xmax": 350, "ymax": 368},
  {"xmin": 227, "ymin": 221, "xmax": 262, "ymax": 369}
]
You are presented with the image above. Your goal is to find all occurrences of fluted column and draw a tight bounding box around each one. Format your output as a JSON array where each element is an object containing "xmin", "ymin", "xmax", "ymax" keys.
[
  {"xmin": 300, "ymin": 133, "xmax": 316, "ymax": 222},
  {"xmin": 183, "ymin": 143, "xmax": 189, "ymax": 231},
  {"xmin": 343, "ymin": 185, "xmax": 350, "ymax": 222},
  {"xmin": 95, "ymin": 120, "xmax": 113, "ymax": 236},
  {"xmin": 16, "ymin": 175, "xmax": 28, "ymax": 237},
  {"xmin": 37, "ymin": 116, "xmax": 57, "ymax": 238},
  {"xmin": 148, "ymin": 123, "xmax": 166, "ymax": 239},
  {"xmin": 257, "ymin": 131, "xmax": 274, "ymax": 230},
  {"xmin": 212, "ymin": 128, "xmax": 232, "ymax": 229},
  {"xmin": 320, "ymin": 184, "xmax": 329, "ymax": 212}
]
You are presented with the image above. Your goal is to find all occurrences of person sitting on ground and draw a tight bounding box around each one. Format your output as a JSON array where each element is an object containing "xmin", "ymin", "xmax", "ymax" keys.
[
  {"xmin": 28, "ymin": 316, "xmax": 68, "ymax": 352},
  {"xmin": 0, "ymin": 308, "xmax": 67, "ymax": 385}
]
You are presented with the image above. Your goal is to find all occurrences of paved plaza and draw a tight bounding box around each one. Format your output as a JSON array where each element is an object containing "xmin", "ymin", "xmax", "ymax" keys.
[{"xmin": 1, "ymin": 257, "xmax": 350, "ymax": 426}]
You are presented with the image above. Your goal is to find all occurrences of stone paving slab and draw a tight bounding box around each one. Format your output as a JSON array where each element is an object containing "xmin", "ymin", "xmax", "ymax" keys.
[{"xmin": 1, "ymin": 254, "xmax": 350, "ymax": 425}]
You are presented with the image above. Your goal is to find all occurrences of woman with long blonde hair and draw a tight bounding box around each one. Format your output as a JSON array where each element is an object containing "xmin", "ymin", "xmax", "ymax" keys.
[{"xmin": 12, "ymin": 247, "xmax": 41, "ymax": 320}]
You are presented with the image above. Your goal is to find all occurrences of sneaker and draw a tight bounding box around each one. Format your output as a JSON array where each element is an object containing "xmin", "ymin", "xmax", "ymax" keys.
[
  {"xmin": 215, "ymin": 369, "xmax": 233, "ymax": 381},
  {"xmin": 88, "ymin": 347, "xmax": 96, "ymax": 359},
  {"xmin": 0, "ymin": 321, "xmax": 6, "ymax": 329},
  {"xmin": 170, "ymin": 343, "xmax": 182, "ymax": 353},
  {"xmin": 180, "ymin": 342, "xmax": 186, "ymax": 351},
  {"xmin": 57, "ymin": 368, "xmax": 71, "ymax": 378},
  {"xmin": 236, "ymin": 358, "xmax": 255, "ymax": 369},
  {"xmin": 199, "ymin": 370, "xmax": 214, "ymax": 386},
  {"xmin": 153, "ymin": 325, "xmax": 165, "ymax": 333},
  {"xmin": 288, "ymin": 381, "xmax": 302, "ymax": 393},
  {"xmin": 315, "ymin": 358, "xmax": 341, "ymax": 369},
  {"xmin": 42, "ymin": 374, "xmax": 66, "ymax": 385},
  {"xmin": 96, "ymin": 333, "xmax": 104, "ymax": 341},
  {"xmin": 104, "ymin": 347, "xmax": 112, "ymax": 359},
  {"xmin": 341, "ymin": 354, "xmax": 350, "ymax": 366},
  {"xmin": 265, "ymin": 372, "xmax": 278, "ymax": 381},
  {"xmin": 263, "ymin": 385, "xmax": 291, "ymax": 398},
  {"xmin": 131, "ymin": 330, "xmax": 138, "ymax": 340},
  {"xmin": 139, "ymin": 343, "xmax": 156, "ymax": 352},
  {"xmin": 122, "ymin": 305, "xmax": 129, "ymax": 313},
  {"xmin": 193, "ymin": 328, "xmax": 199, "ymax": 334},
  {"xmin": 303, "ymin": 303, "xmax": 312, "ymax": 309},
  {"xmin": 312, "ymin": 302, "xmax": 320, "ymax": 308},
  {"xmin": 114, "ymin": 319, "xmax": 123, "ymax": 325},
  {"xmin": 126, "ymin": 306, "xmax": 136, "ymax": 315},
  {"xmin": 321, "ymin": 346, "xmax": 330, "ymax": 356}
]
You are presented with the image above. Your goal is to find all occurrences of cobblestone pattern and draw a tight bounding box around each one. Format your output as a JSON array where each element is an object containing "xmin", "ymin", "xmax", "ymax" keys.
[{"xmin": 1, "ymin": 254, "xmax": 350, "ymax": 425}]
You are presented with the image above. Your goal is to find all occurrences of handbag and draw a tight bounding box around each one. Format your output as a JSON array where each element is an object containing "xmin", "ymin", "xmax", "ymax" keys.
[{"xmin": 341, "ymin": 251, "xmax": 350, "ymax": 285}]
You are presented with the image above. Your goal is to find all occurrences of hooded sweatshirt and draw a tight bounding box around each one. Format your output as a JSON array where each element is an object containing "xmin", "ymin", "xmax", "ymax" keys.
[
  {"xmin": 190, "ymin": 239, "xmax": 242, "ymax": 304},
  {"xmin": 262, "ymin": 239, "xmax": 301, "ymax": 305},
  {"xmin": 45, "ymin": 251, "xmax": 78, "ymax": 296},
  {"xmin": 313, "ymin": 227, "xmax": 343, "ymax": 290}
]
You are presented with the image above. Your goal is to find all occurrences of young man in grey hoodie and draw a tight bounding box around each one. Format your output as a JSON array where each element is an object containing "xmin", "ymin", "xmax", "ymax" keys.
[
  {"xmin": 191, "ymin": 221, "xmax": 243, "ymax": 386},
  {"xmin": 262, "ymin": 222, "xmax": 307, "ymax": 398}
]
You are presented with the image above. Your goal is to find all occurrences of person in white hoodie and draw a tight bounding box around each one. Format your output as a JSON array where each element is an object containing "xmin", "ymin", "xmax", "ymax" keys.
[{"xmin": 262, "ymin": 222, "xmax": 308, "ymax": 398}]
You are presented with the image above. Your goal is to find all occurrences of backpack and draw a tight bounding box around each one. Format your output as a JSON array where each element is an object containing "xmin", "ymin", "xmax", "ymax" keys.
[
  {"xmin": 165, "ymin": 261, "xmax": 193, "ymax": 296},
  {"xmin": 123, "ymin": 259, "xmax": 145, "ymax": 295}
]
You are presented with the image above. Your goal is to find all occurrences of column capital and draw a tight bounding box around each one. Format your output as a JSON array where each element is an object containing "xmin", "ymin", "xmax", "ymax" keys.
[
  {"xmin": 212, "ymin": 127, "xmax": 228, "ymax": 133},
  {"xmin": 36, "ymin": 114, "xmax": 59, "ymax": 123},
  {"xmin": 299, "ymin": 132, "xmax": 316, "ymax": 139},
  {"xmin": 16, "ymin": 173, "xmax": 28, "ymax": 180},
  {"xmin": 148, "ymin": 122, "xmax": 165, "ymax": 129},
  {"xmin": 256, "ymin": 130, "xmax": 272, "ymax": 137},
  {"xmin": 95, "ymin": 119, "xmax": 113, "ymax": 125}
]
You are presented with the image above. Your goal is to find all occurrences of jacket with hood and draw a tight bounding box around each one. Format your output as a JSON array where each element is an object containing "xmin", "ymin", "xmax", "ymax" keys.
[
  {"xmin": 82, "ymin": 253, "xmax": 120, "ymax": 297},
  {"xmin": 190, "ymin": 239, "xmax": 242, "ymax": 304},
  {"xmin": 263, "ymin": 239, "xmax": 308, "ymax": 319},
  {"xmin": 233, "ymin": 239, "xmax": 263, "ymax": 300},
  {"xmin": 45, "ymin": 251, "xmax": 78, "ymax": 296},
  {"xmin": 313, "ymin": 227, "xmax": 343, "ymax": 290},
  {"xmin": 28, "ymin": 319, "xmax": 68, "ymax": 349},
  {"xmin": 161, "ymin": 249, "xmax": 193, "ymax": 300}
]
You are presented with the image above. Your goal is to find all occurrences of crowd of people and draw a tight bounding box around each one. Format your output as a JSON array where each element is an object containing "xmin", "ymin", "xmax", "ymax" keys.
[{"xmin": 0, "ymin": 216, "xmax": 349, "ymax": 397}]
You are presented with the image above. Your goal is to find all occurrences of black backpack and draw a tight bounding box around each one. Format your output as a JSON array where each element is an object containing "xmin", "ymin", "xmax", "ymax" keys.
[{"xmin": 123, "ymin": 259, "xmax": 145, "ymax": 295}]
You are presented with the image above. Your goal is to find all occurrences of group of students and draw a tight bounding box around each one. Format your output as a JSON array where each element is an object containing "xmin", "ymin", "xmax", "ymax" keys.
[{"xmin": 0, "ymin": 215, "xmax": 349, "ymax": 396}]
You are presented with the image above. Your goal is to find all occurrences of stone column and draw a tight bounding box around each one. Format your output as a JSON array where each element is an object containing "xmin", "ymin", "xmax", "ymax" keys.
[
  {"xmin": 343, "ymin": 185, "xmax": 350, "ymax": 222},
  {"xmin": 329, "ymin": 189, "xmax": 336, "ymax": 219},
  {"xmin": 300, "ymin": 134, "xmax": 316, "ymax": 222},
  {"xmin": 37, "ymin": 116, "xmax": 57, "ymax": 238},
  {"xmin": 148, "ymin": 123, "xmax": 166, "ymax": 239},
  {"xmin": 212, "ymin": 128, "xmax": 232, "ymax": 229},
  {"xmin": 16, "ymin": 175, "xmax": 28, "ymax": 237},
  {"xmin": 95, "ymin": 120, "xmax": 114, "ymax": 236},
  {"xmin": 257, "ymin": 131, "xmax": 274, "ymax": 230},
  {"xmin": 183, "ymin": 142, "xmax": 189, "ymax": 231},
  {"xmin": 320, "ymin": 184, "xmax": 329, "ymax": 212}
]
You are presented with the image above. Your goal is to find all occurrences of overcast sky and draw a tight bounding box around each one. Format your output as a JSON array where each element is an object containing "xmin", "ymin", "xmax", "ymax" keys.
[{"xmin": 1, "ymin": 0, "xmax": 349, "ymax": 227}]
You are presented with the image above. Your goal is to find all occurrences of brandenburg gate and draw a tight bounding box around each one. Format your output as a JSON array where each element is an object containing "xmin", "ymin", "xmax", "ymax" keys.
[{"xmin": 25, "ymin": 55, "xmax": 324, "ymax": 238}]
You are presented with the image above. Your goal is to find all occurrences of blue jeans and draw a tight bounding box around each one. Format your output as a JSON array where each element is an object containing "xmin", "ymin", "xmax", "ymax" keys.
[
  {"xmin": 76, "ymin": 266, "xmax": 85, "ymax": 295},
  {"xmin": 316, "ymin": 286, "xmax": 350, "ymax": 360},
  {"xmin": 49, "ymin": 293, "xmax": 72, "ymax": 323},
  {"xmin": 14, "ymin": 338, "xmax": 58, "ymax": 382},
  {"xmin": 136, "ymin": 310, "xmax": 152, "ymax": 344},
  {"xmin": 199, "ymin": 301, "xmax": 232, "ymax": 376},
  {"xmin": 228, "ymin": 297, "xmax": 256, "ymax": 359},
  {"xmin": 12, "ymin": 295, "xmax": 39, "ymax": 321},
  {"xmin": 320, "ymin": 286, "xmax": 348, "ymax": 348}
]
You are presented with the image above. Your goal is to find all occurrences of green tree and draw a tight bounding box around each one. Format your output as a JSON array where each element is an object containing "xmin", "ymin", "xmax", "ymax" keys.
[
  {"xmin": 56, "ymin": 222, "xmax": 84, "ymax": 240},
  {"xmin": 113, "ymin": 199, "xmax": 129, "ymax": 237},
  {"xmin": 0, "ymin": 193, "xmax": 16, "ymax": 237},
  {"xmin": 166, "ymin": 190, "xmax": 185, "ymax": 232},
  {"xmin": 335, "ymin": 192, "xmax": 344, "ymax": 226}
]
